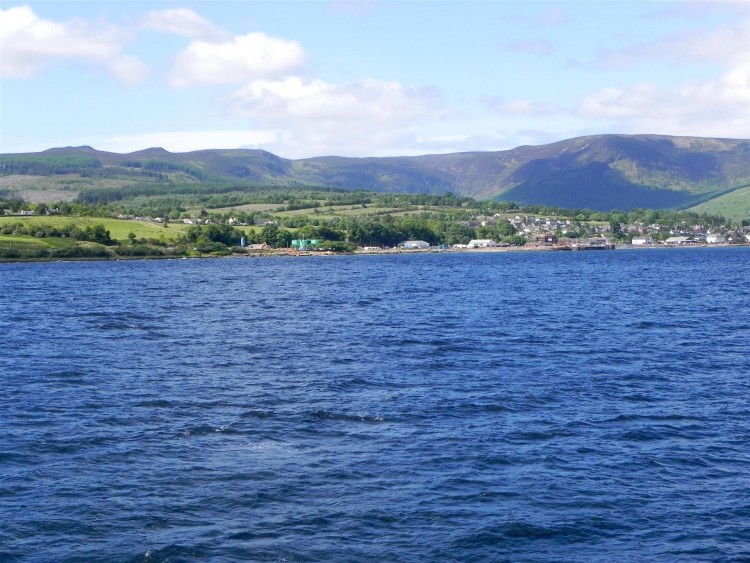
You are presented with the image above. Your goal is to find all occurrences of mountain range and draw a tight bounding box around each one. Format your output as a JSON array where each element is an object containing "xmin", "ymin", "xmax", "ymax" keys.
[{"xmin": 2, "ymin": 134, "xmax": 749, "ymax": 212}]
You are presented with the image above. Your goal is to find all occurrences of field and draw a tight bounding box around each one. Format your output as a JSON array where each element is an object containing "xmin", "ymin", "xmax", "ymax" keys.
[
  {"xmin": 0, "ymin": 216, "xmax": 266, "ymax": 261},
  {"xmin": 689, "ymin": 186, "xmax": 750, "ymax": 223},
  {"xmin": 0, "ymin": 232, "xmax": 115, "ymax": 259},
  {"xmin": 0, "ymin": 215, "xmax": 189, "ymax": 243}
]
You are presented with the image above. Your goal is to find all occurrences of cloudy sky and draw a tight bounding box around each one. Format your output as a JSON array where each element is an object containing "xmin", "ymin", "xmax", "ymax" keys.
[{"xmin": 1, "ymin": 1, "xmax": 748, "ymax": 158}]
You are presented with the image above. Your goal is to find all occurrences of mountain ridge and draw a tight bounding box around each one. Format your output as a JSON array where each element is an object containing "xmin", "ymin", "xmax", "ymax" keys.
[{"xmin": 3, "ymin": 134, "xmax": 749, "ymax": 211}]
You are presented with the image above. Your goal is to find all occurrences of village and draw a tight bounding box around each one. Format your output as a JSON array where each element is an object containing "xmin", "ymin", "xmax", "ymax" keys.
[
  {"xmin": 4, "ymin": 200, "xmax": 749, "ymax": 259},
  {"xmin": 456, "ymin": 213, "xmax": 750, "ymax": 247},
  {"xmin": 110, "ymin": 209, "xmax": 750, "ymax": 251},
  {"xmin": 267, "ymin": 211, "xmax": 750, "ymax": 253}
]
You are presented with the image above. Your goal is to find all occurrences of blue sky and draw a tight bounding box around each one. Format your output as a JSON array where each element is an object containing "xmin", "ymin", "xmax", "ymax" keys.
[{"xmin": 1, "ymin": 1, "xmax": 748, "ymax": 158}]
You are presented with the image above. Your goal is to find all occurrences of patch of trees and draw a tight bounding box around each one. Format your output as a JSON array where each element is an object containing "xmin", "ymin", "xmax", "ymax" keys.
[
  {"xmin": 316, "ymin": 240, "xmax": 357, "ymax": 252},
  {"xmin": 284, "ymin": 200, "xmax": 322, "ymax": 211},
  {"xmin": 77, "ymin": 183, "xmax": 283, "ymax": 204},
  {"xmin": 76, "ymin": 183, "xmax": 353, "ymax": 207},
  {"xmin": 335, "ymin": 215, "xmax": 520, "ymax": 247},
  {"xmin": 0, "ymin": 222, "xmax": 115, "ymax": 245},
  {"xmin": 0, "ymin": 156, "xmax": 102, "ymax": 176},
  {"xmin": 141, "ymin": 160, "xmax": 206, "ymax": 180},
  {"xmin": 97, "ymin": 168, "xmax": 167, "ymax": 180},
  {"xmin": 183, "ymin": 224, "xmax": 246, "ymax": 251},
  {"xmin": 187, "ymin": 213, "xmax": 524, "ymax": 248},
  {"xmin": 0, "ymin": 244, "xmax": 112, "ymax": 260},
  {"xmin": 257, "ymin": 225, "xmax": 293, "ymax": 248},
  {"xmin": 621, "ymin": 208, "xmax": 726, "ymax": 228},
  {"xmin": 372, "ymin": 192, "xmax": 476, "ymax": 208},
  {"xmin": 0, "ymin": 198, "xmax": 27, "ymax": 213}
]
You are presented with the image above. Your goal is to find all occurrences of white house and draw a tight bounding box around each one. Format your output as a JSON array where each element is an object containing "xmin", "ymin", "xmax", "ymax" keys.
[
  {"xmin": 400, "ymin": 240, "xmax": 430, "ymax": 249},
  {"xmin": 467, "ymin": 239, "xmax": 497, "ymax": 249},
  {"xmin": 706, "ymin": 234, "xmax": 726, "ymax": 244},
  {"xmin": 631, "ymin": 236, "xmax": 654, "ymax": 245}
]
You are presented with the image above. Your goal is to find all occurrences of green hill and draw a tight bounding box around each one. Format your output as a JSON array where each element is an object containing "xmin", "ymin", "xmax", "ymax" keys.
[
  {"xmin": 688, "ymin": 184, "xmax": 750, "ymax": 222},
  {"xmin": 2, "ymin": 134, "xmax": 749, "ymax": 212}
]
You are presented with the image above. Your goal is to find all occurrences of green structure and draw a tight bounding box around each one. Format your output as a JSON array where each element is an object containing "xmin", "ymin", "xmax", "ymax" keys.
[{"xmin": 291, "ymin": 239, "xmax": 321, "ymax": 250}]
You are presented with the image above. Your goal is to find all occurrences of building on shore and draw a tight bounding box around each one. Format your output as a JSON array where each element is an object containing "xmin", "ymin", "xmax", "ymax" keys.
[
  {"xmin": 291, "ymin": 239, "xmax": 320, "ymax": 250},
  {"xmin": 632, "ymin": 236, "xmax": 654, "ymax": 245},
  {"xmin": 400, "ymin": 240, "xmax": 431, "ymax": 249},
  {"xmin": 665, "ymin": 236, "xmax": 692, "ymax": 245},
  {"xmin": 467, "ymin": 239, "xmax": 497, "ymax": 249}
]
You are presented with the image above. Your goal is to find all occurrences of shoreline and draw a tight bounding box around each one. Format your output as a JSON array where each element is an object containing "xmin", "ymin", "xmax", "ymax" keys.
[{"xmin": 1, "ymin": 242, "xmax": 747, "ymax": 264}]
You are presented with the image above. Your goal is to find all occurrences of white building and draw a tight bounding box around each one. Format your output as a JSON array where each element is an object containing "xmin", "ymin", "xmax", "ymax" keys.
[
  {"xmin": 400, "ymin": 240, "xmax": 430, "ymax": 249},
  {"xmin": 631, "ymin": 236, "xmax": 654, "ymax": 245},
  {"xmin": 467, "ymin": 239, "xmax": 497, "ymax": 249},
  {"xmin": 706, "ymin": 234, "xmax": 726, "ymax": 244}
]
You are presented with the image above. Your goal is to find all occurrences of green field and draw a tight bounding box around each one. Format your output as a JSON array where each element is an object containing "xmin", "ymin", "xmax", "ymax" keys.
[
  {"xmin": 0, "ymin": 215, "xmax": 266, "ymax": 261},
  {"xmin": 0, "ymin": 232, "xmax": 115, "ymax": 260},
  {"xmin": 689, "ymin": 186, "xmax": 750, "ymax": 223},
  {"xmin": 0, "ymin": 215, "xmax": 189, "ymax": 242},
  {"xmin": 0, "ymin": 235, "xmax": 62, "ymax": 251}
]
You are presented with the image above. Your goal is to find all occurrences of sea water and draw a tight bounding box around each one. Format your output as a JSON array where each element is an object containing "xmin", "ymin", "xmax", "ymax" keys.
[{"xmin": 1, "ymin": 248, "xmax": 749, "ymax": 562}]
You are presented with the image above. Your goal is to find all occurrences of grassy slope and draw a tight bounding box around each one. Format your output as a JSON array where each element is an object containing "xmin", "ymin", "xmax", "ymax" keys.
[
  {"xmin": 0, "ymin": 234, "xmax": 109, "ymax": 252},
  {"xmin": 0, "ymin": 216, "xmax": 189, "ymax": 242},
  {"xmin": 0, "ymin": 215, "xmax": 264, "ymax": 252},
  {"xmin": 688, "ymin": 186, "xmax": 750, "ymax": 222}
]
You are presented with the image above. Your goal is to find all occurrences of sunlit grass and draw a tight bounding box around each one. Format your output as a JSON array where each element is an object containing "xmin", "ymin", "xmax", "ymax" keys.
[
  {"xmin": 689, "ymin": 186, "xmax": 750, "ymax": 223},
  {"xmin": 0, "ymin": 216, "xmax": 189, "ymax": 242}
]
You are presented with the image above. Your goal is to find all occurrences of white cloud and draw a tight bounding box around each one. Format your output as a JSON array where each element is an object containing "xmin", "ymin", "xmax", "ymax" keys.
[
  {"xmin": 578, "ymin": 51, "xmax": 750, "ymax": 138},
  {"xmin": 140, "ymin": 8, "xmax": 229, "ymax": 41},
  {"xmin": 107, "ymin": 54, "xmax": 150, "ymax": 86},
  {"xmin": 170, "ymin": 33, "xmax": 306, "ymax": 87},
  {"xmin": 0, "ymin": 5, "xmax": 147, "ymax": 83},
  {"xmin": 219, "ymin": 76, "xmax": 446, "ymax": 157},
  {"xmin": 579, "ymin": 84, "xmax": 663, "ymax": 119},
  {"xmin": 568, "ymin": 16, "xmax": 750, "ymax": 139},
  {"xmin": 226, "ymin": 76, "xmax": 442, "ymax": 122},
  {"xmin": 594, "ymin": 19, "xmax": 749, "ymax": 69}
]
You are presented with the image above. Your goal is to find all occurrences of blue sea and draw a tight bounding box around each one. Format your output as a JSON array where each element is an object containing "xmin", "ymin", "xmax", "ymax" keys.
[{"xmin": 1, "ymin": 248, "xmax": 749, "ymax": 562}]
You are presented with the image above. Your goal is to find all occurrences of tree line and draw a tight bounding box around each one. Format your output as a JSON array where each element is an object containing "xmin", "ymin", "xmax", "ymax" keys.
[
  {"xmin": 1, "ymin": 221, "xmax": 115, "ymax": 245},
  {"xmin": 0, "ymin": 155, "xmax": 102, "ymax": 176}
]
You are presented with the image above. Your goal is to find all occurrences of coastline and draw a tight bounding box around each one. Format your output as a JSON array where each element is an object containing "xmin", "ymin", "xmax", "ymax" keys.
[{"xmin": 2, "ymin": 242, "xmax": 747, "ymax": 264}]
